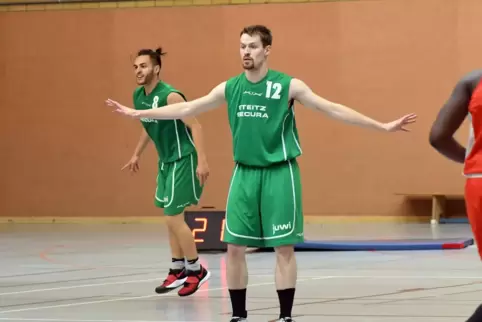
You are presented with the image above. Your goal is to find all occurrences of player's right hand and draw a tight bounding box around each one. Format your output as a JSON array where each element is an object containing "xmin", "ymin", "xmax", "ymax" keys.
[
  {"xmin": 105, "ymin": 99, "xmax": 141, "ymax": 118},
  {"xmin": 122, "ymin": 156, "xmax": 140, "ymax": 173}
]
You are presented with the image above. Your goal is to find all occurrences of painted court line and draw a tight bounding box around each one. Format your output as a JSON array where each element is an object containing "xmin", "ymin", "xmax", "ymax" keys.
[
  {"xmin": 0, "ymin": 276, "xmax": 334, "ymax": 314},
  {"xmin": 0, "ymin": 319, "xmax": 196, "ymax": 322},
  {"xmin": 327, "ymin": 275, "xmax": 482, "ymax": 279},
  {"xmin": 0, "ymin": 319, "xmax": 198, "ymax": 322},
  {"xmin": 0, "ymin": 274, "xmax": 276, "ymax": 296},
  {"xmin": 3, "ymin": 274, "xmax": 481, "ymax": 297},
  {"xmin": 0, "ymin": 278, "xmax": 162, "ymax": 296},
  {"xmin": 253, "ymin": 274, "xmax": 482, "ymax": 279}
]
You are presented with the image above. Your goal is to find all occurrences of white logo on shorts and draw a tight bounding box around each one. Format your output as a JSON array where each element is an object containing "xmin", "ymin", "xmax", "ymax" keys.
[
  {"xmin": 272, "ymin": 222, "xmax": 292, "ymax": 235},
  {"xmin": 177, "ymin": 202, "xmax": 190, "ymax": 208}
]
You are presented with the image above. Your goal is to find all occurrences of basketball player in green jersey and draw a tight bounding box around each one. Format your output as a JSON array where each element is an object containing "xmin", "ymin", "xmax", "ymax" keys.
[
  {"xmin": 106, "ymin": 26, "xmax": 417, "ymax": 321},
  {"xmin": 121, "ymin": 48, "xmax": 211, "ymax": 297}
]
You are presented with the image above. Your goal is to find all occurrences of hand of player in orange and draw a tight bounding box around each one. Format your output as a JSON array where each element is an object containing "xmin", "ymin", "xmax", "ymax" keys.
[
  {"xmin": 382, "ymin": 113, "xmax": 417, "ymax": 132},
  {"xmin": 105, "ymin": 99, "xmax": 141, "ymax": 118}
]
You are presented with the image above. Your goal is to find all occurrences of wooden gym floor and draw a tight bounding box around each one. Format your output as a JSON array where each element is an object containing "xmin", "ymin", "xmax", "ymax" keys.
[{"xmin": 0, "ymin": 222, "xmax": 480, "ymax": 322}]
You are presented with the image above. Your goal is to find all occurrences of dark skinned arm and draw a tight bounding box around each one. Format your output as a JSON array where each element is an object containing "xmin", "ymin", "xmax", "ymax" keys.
[{"xmin": 429, "ymin": 71, "xmax": 482, "ymax": 163}]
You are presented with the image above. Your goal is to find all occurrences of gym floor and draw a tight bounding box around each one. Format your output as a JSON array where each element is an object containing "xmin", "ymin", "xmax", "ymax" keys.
[{"xmin": 0, "ymin": 222, "xmax": 480, "ymax": 322}]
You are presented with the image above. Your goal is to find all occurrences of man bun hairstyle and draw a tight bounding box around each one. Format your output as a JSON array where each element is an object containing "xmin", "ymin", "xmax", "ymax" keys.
[
  {"xmin": 155, "ymin": 47, "xmax": 167, "ymax": 57},
  {"xmin": 240, "ymin": 24, "xmax": 272, "ymax": 47},
  {"xmin": 137, "ymin": 46, "xmax": 167, "ymax": 71}
]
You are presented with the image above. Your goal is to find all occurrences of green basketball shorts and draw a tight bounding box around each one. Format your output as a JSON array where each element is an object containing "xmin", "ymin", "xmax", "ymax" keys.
[
  {"xmin": 222, "ymin": 158, "xmax": 304, "ymax": 248},
  {"xmin": 154, "ymin": 152, "xmax": 203, "ymax": 216}
]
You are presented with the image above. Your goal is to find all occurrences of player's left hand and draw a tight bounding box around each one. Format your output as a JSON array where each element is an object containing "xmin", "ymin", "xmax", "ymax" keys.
[
  {"xmin": 196, "ymin": 160, "xmax": 210, "ymax": 186},
  {"xmin": 105, "ymin": 99, "xmax": 141, "ymax": 118},
  {"xmin": 383, "ymin": 113, "xmax": 417, "ymax": 132}
]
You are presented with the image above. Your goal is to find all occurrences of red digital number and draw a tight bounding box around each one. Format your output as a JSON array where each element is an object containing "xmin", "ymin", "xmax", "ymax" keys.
[
  {"xmin": 192, "ymin": 217, "xmax": 208, "ymax": 243},
  {"xmin": 220, "ymin": 218, "xmax": 226, "ymax": 241}
]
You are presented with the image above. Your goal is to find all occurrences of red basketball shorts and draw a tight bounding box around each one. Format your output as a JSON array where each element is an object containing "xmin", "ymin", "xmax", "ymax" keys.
[{"xmin": 465, "ymin": 177, "xmax": 482, "ymax": 260}]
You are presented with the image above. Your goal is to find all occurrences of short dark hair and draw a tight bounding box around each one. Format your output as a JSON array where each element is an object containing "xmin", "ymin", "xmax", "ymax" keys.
[
  {"xmin": 136, "ymin": 47, "xmax": 167, "ymax": 71},
  {"xmin": 240, "ymin": 25, "xmax": 272, "ymax": 47}
]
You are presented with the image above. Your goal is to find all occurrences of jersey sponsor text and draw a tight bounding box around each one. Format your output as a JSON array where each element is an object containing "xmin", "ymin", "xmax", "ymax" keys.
[{"xmin": 237, "ymin": 104, "xmax": 268, "ymax": 119}]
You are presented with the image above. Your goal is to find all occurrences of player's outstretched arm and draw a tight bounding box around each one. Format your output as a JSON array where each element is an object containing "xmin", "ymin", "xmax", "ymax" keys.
[
  {"xmin": 428, "ymin": 72, "xmax": 479, "ymax": 163},
  {"xmin": 290, "ymin": 78, "xmax": 417, "ymax": 132},
  {"xmin": 105, "ymin": 82, "xmax": 226, "ymax": 120}
]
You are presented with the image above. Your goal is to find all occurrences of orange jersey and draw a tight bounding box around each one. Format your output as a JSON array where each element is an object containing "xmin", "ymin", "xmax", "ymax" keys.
[{"xmin": 464, "ymin": 79, "xmax": 482, "ymax": 176}]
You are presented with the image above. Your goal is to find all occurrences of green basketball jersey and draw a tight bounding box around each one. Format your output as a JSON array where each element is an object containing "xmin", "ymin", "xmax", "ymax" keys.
[
  {"xmin": 225, "ymin": 69, "xmax": 302, "ymax": 167},
  {"xmin": 133, "ymin": 81, "xmax": 195, "ymax": 163}
]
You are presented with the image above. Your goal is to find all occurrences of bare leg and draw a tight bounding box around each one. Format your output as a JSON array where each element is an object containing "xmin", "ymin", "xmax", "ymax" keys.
[
  {"xmin": 154, "ymin": 215, "xmax": 190, "ymax": 294},
  {"xmin": 165, "ymin": 212, "xmax": 210, "ymax": 297},
  {"xmin": 275, "ymin": 245, "xmax": 297, "ymax": 320},
  {"xmin": 165, "ymin": 213, "xmax": 198, "ymax": 265},
  {"xmin": 227, "ymin": 244, "xmax": 248, "ymax": 319},
  {"xmin": 167, "ymin": 224, "xmax": 184, "ymax": 269}
]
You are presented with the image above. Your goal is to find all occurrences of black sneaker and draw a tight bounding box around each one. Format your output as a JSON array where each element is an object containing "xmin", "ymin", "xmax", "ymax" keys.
[{"xmin": 229, "ymin": 318, "xmax": 247, "ymax": 322}]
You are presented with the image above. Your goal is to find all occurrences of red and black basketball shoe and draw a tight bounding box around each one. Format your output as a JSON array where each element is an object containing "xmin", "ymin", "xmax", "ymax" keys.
[
  {"xmin": 155, "ymin": 268, "xmax": 188, "ymax": 294},
  {"xmin": 177, "ymin": 265, "xmax": 211, "ymax": 297}
]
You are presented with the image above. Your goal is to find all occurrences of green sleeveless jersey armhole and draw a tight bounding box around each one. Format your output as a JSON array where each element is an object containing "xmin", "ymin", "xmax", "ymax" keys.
[{"xmin": 132, "ymin": 82, "xmax": 195, "ymax": 163}]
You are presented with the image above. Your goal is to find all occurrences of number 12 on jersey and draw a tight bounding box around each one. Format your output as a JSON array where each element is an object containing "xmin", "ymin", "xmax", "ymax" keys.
[{"xmin": 266, "ymin": 81, "xmax": 282, "ymax": 99}]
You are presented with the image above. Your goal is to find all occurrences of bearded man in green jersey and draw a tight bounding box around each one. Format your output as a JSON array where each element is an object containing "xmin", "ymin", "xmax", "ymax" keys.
[
  {"xmin": 106, "ymin": 26, "xmax": 417, "ymax": 322},
  {"xmin": 121, "ymin": 47, "xmax": 211, "ymax": 297}
]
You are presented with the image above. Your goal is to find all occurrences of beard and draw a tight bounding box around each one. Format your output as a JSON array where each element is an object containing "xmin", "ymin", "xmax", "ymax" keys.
[
  {"xmin": 136, "ymin": 72, "xmax": 155, "ymax": 85},
  {"xmin": 242, "ymin": 58, "xmax": 255, "ymax": 70}
]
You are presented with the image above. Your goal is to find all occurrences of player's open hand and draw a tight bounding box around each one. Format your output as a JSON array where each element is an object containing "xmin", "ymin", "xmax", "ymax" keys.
[
  {"xmin": 105, "ymin": 99, "xmax": 141, "ymax": 118},
  {"xmin": 383, "ymin": 113, "xmax": 417, "ymax": 132}
]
